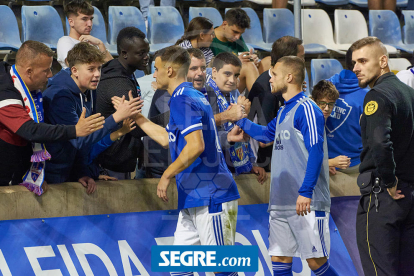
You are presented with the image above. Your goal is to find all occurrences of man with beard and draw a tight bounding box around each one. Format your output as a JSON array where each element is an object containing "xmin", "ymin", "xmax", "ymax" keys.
[
  {"xmin": 228, "ymin": 56, "xmax": 338, "ymax": 276},
  {"xmin": 95, "ymin": 27, "xmax": 149, "ymax": 179},
  {"xmin": 352, "ymin": 36, "xmax": 414, "ymax": 275}
]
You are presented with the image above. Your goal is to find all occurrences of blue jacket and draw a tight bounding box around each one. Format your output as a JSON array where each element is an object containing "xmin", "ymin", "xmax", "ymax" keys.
[
  {"xmin": 326, "ymin": 70, "xmax": 369, "ymax": 167},
  {"xmin": 43, "ymin": 69, "xmax": 118, "ymax": 183}
]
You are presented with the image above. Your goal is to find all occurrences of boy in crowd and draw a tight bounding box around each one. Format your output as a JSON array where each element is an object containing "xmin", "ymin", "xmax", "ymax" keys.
[
  {"xmin": 58, "ymin": 0, "xmax": 112, "ymax": 68},
  {"xmin": 210, "ymin": 8, "xmax": 259, "ymax": 93},
  {"xmin": 43, "ymin": 43, "xmax": 142, "ymax": 193}
]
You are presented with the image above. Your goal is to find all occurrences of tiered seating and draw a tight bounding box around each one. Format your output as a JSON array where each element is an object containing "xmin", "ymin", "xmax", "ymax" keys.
[
  {"xmin": 334, "ymin": 10, "xmax": 398, "ymax": 54},
  {"xmin": 188, "ymin": 7, "xmax": 223, "ymax": 27},
  {"xmin": 21, "ymin": 5, "xmax": 64, "ymax": 50},
  {"xmin": 402, "ymin": 10, "xmax": 414, "ymax": 44},
  {"xmin": 0, "ymin": 5, "xmax": 22, "ymax": 51},
  {"xmin": 388, "ymin": 58, "xmax": 412, "ymax": 72},
  {"xmin": 369, "ymin": 10, "xmax": 414, "ymax": 53},
  {"xmin": 148, "ymin": 6, "xmax": 184, "ymax": 53},
  {"xmin": 316, "ymin": 0, "xmax": 349, "ymax": 5},
  {"xmin": 108, "ymin": 6, "xmax": 146, "ymax": 50},
  {"xmin": 91, "ymin": 6, "xmax": 117, "ymax": 55},
  {"xmin": 263, "ymin": 8, "xmax": 294, "ymax": 45},
  {"xmin": 311, "ymin": 59, "xmax": 343, "ymax": 88}
]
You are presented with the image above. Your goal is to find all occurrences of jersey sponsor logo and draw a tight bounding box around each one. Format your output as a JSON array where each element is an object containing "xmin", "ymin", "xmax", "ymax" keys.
[
  {"xmin": 168, "ymin": 132, "xmax": 176, "ymax": 143},
  {"xmin": 201, "ymin": 97, "xmax": 210, "ymax": 106},
  {"xmin": 326, "ymin": 98, "xmax": 352, "ymax": 133},
  {"xmin": 364, "ymin": 101, "xmax": 378, "ymax": 116},
  {"xmin": 274, "ymin": 130, "xmax": 290, "ymax": 150}
]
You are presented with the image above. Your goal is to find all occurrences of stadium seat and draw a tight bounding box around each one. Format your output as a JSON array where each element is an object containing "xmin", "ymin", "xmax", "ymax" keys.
[
  {"xmin": 108, "ymin": 6, "xmax": 146, "ymax": 47},
  {"xmin": 369, "ymin": 10, "xmax": 414, "ymax": 53},
  {"xmin": 0, "ymin": 5, "xmax": 22, "ymax": 51},
  {"xmin": 315, "ymin": 0, "xmax": 349, "ymax": 5},
  {"xmin": 310, "ymin": 59, "xmax": 344, "ymax": 89},
  {"xmin": 402, "ymin": 10, "xmax": 414, "ymax": 44},
  {"xmin": 388, "ymin": 58, "xmax": 411, "ymax": 73},
  {"xmin": 397, "ymin": 0, "xmax": 408, "ymax": 8},
  {"xmin": 21, "ymin": 6, "xmax": 64, "ymax": 50},
  {"xmin": 148, "ymin": 6, "xmax": 185, "ymax": 53},
  {"xmin": 134, "ymin": 70, "xmax": 145, "ymax": 78},
  {"xmin": 189, "ymin": 7, "xmax": 223, "ymax": 27},
  {"xmin": 334, "ymin": 10, "xmax": 398, "ymax": 54},
  {"xmin": 263, "ymin": 9, "xmax": 294, "ymax": 45},
  {"xmin": 304, "ymin": 68, "xmax": 311, "ymax": 96},
  {"xmin": 225, "ymin": 7, "xmax": 271, "ymax": 51},
  {"xmin": 302, "ymin": 9, "xmax": 347, "ymax": 54},
  {"xmin": 90, "ymin": 7, "xmax": 117, "ymax": 55},
  {"xmin": 348, "ymin": 0, "xmax": 368, "ymax": 7},
  {"xmin": 288, "ymin": 0, "xmax": 316, "ymax": 6}
]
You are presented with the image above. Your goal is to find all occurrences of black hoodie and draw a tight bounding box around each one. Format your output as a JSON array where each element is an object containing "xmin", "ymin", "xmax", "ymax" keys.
[{"xmin": 96, "ymin": 59, "xmax": 146, "ymax": 172}]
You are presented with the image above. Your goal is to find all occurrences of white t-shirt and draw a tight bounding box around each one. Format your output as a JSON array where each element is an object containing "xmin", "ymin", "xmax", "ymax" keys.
[
  {"xmin": 57, "ymin": 36, "xmax": 80, "ymax": 69},
  {"xmin": 396, "ymin": 68, "xmax": 414, "ymax": 89}
]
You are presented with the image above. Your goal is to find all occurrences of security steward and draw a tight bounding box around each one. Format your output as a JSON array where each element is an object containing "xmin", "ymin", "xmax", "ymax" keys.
[{"xmin": 351, "ymin": 36, "xmax": 414, "ymax": 276}]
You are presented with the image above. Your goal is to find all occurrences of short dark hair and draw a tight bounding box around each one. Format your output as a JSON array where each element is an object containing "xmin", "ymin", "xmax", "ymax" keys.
[
  {"xmin": 271, "ymin": 36, "xmax": 303, "ymax": 66},
  {"xmin": 212, "ymin": 52, "xmax": 242, "ymax": 71},
  {"xmin": 312, "ymin": 80, "xmax": 340, "ymax": 102},
  {"xmin": 159, "ymin": 46, "xmax": 191, "ymax": 76},
  {"xmin": 345, "ymin": 47, "xmax": 353, "ymax": 71},
  {"xmin": 277, "ymin": 56, "xmax": 305, "ymax": 85},
  {"xmin": 67, "ymin": 42, "xmax": 105, "ymax": 68},
  {"xmin": 224, "ymin": 8, "xmax": 250, "ymax": 29},
  {"xmin": 15, "ymin": 40, "xmax": 54, "ymax": 66},
  {"xmin": 64, "ymin": 0, "xmax": 94, "ymax": 18},
  {"xmin": 350, "ymin": 36, "xmax": 388, "ymax": 58},
  {"xmin": 187, "ymin": 48, "xmax": 205, "ymax": 61},
  {"xmin": 116, "ymin": 26, "xmax": 147, "ymax": 55}
]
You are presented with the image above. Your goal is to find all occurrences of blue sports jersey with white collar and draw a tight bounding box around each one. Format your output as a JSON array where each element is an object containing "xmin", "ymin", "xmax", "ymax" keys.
[{"xmin": 167, "ymin": 82, "xmax": 240, "ymax": 210}]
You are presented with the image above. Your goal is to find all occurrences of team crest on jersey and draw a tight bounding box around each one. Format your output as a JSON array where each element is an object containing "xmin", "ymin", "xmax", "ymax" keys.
[
  {"xmin": 326, "ymin": 98, "xmax": 352, "ymax": 133},
  {"xmin": 364, "ymin": 101, "xmax": 378, "ymax": 116}
]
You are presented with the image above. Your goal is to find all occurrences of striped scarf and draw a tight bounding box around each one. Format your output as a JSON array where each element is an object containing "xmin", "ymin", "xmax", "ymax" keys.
[{"xmin": 11, "ymin": 65, "xmax": 50, "ymax": 195}]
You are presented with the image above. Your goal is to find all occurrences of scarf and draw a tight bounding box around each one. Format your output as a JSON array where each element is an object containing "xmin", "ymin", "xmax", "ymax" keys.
[
  {"xmin": 207, "ymin": 78, "xmax": 252, "ymax": 175},
  {"xmin": 11, "ymin": 65, "xmax": 50, "ymax": 195}
]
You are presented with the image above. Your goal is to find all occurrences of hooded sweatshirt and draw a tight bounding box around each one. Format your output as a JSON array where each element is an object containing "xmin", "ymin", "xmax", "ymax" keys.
[
  {"xmin": 96, "ymin": 59, "xmax": 145, "ymax": 172},
  {"xmin": 326, "ymin": 69, "xmax": 369, "ymax": 167},
  {"xmin": 43, "ymin": 69, "xmax": 118, "ymax": 183}
]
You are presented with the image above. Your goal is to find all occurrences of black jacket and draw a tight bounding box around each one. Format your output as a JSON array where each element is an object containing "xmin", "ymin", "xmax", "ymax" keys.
[
  {"xmin": 247, "ymin": 70, "xmax": 284, "ymax": 171},
  {"xmin": 360, "ymin": 72, "xmax": 414, "ymax": 186},
  {"xmin": 0, "ymin": 62, "xmax": 76, "ymax": 185},
  {"xmin": 96, "ymin": 59, "xmax": 145, "ymax": 172}
]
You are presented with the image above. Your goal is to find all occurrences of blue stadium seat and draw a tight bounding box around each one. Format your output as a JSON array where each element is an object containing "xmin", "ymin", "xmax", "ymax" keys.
[
  {"xmin": 369, "ymin": 10, "xmax": 414, "ymax": 53},
  {"xmin": 351, "ymin": 0, "xmax": 407, "ymax": 8},
  {"xmin": 108, "ymin": 6, "xmax": 146, "ymax": 48},
  {"xmin": 0, "ymin": 5, "xmax": 22, "ymax": 51},
  {"xmin": 189, "ymin": 7, "xmax": 223, "ymax": 27},
  {"xmin": 316, "ymin": 0, "xmax": 349, "ymax": 5},
  {"xmin": 148, "ymin": 6, "xmax": 184, "ymax": 53},
  {"xmin": 134, "ymin": 70, "xmax": 145, "ymax": 78},
  {"xmin": 402, "ymin": 10, "xmax": 414, "ymax": 44},
  {"xmin": 21, "ymin": 6, "xmax": 64, "ymax": 50},
  {"xmin": 303, "ymin": 9, "xmax": 345, "ymax": 54},
  {"xmin": 151, "ymin": 60, "xmax": 155, "ymax": 74},
  {"xmin": 310, "ymin": 59, "xmax": 343, "ymax": 89},
  {"xmin": 225, "ymin": 7, "xmax": 271, "ymax": 51},
  {"xmin": 334, "ymin": 10, "xmax": 398, "ymax": 54},
  {"xmin": 304, "ymin": 68, "xmax": 311, "ymax": 96},
  {"xmin": 263, "ymin": 8, "xmax": 294, "ymax": 45},
  {"xmin": 348, "ymin": 0, "xmax": 368, "ymax": 7}
]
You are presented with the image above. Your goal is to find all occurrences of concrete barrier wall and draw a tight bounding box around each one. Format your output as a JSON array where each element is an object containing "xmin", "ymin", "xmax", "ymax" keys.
[{"xmin": 0, "ymin": 172, "xmax": 359, "ymax": 220}]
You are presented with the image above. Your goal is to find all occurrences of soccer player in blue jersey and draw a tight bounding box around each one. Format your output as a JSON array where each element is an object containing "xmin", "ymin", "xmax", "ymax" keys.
[
  {"xmin": 228, "ymin": 56, "xmax": 338, "ymax": 276},
  {"xmin": 124, "ymin": 46, "xmax": 240, "ymax": 276}
]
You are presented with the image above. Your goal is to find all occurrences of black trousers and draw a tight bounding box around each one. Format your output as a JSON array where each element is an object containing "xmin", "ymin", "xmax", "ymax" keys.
[{"xmin": 356, "ymin": 182, "xmax": 414, "ymax": 276}]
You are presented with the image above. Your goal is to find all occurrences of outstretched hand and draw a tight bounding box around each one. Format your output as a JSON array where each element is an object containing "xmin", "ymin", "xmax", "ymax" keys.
[{"xmin": 75, "ymin": 107, "xmax": 105, "ymax": 137}]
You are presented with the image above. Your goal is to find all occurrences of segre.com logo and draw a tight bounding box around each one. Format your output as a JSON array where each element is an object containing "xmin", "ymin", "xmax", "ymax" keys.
[{"xmin": 151, "ymin": 245, "xmax": 258, "ymax": 272}]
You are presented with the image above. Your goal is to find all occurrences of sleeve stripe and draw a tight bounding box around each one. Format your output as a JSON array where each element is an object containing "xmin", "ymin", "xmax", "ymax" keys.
[
  {"xmin": 302, "ymin": 101, "xmax": 318, "ymax": 146},
  {"xmin": 301, "ymin": 102, "xmax": 313, "ymax": 146},
  {"xmin": 0, "ymin": 99, "xmax": 23, "ymax": 109},
  {"xmin": 181, "ymin": 123, "xmax": 203, "ymax": 134}
]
